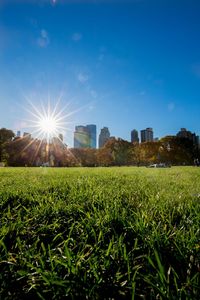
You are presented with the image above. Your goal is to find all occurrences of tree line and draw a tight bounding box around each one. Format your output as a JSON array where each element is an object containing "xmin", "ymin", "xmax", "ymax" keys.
[{"xmin": 0, "ymin": 128, "xmax": 199, "ymax": 167}]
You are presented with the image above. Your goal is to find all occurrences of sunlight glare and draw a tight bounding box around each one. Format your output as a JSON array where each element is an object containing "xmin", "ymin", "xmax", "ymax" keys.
[
  {"xmin": 38, "ymin": 116, "xmax": 58, "ymax": 135},
  {"xmin": 22, "ymin": 92, "xmax": 89, "ymax": 146}
]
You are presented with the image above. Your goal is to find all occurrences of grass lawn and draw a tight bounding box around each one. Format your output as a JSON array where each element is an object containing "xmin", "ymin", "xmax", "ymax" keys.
[{"xmin": 0, "ymin": 167, "xmax": 200, "ymax": 299}]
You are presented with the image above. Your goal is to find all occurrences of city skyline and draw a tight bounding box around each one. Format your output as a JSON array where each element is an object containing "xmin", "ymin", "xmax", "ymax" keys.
[
  {"xmin": 8, "ymin": 125, "xmax": 199, "ymax": 149},
  {"xmin": 1, "ymin": 0, "xmax": 200, "ymax": 147}
]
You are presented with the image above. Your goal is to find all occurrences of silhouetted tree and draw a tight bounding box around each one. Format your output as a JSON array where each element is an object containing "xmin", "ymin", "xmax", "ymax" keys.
[{"xmin": 0, "ymin": 128, "xmax": 15, "ymax": 163}]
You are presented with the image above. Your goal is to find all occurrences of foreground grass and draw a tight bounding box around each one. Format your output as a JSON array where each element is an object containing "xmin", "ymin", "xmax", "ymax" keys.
[{"xmin": 0, "ymin": 167, "xmax": 200, "ymax": 299}]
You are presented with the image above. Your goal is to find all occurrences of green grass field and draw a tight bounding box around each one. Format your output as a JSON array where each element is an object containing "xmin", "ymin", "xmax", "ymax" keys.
[{"xmin": 0, "ymin": 167, "xmax": 199, "ymax": 299}]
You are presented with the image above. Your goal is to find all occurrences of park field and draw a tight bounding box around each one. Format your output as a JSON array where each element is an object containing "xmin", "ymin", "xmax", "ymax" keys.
[{"xmin": 0, "ymin": 167, "xmax": 200, "ymax": 299}]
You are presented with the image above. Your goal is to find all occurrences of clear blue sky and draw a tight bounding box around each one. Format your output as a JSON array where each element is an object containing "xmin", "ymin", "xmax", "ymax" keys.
[{"xmin": 0, "ymin": 0, "xmax": 200, "ymax": 146}]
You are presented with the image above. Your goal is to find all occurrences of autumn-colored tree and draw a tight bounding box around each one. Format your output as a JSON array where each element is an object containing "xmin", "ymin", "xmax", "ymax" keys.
[
  {"xmin": 102, "ymin": 138, "xmax": 133, "ymax": 166},
  {"xmin": 4, "ymin": 132, "xmax": 200, "ymax": 167},
  {"xmin": 96, "ymin": 146, "xmax": 114, "ymax": 166},
  {"xmin": 139, "ymin": 141, "xmax": 161, "ymax": 165},
  {"xmin": 71, "ymin": 148, "xmax": 98, "ymax": 167}
]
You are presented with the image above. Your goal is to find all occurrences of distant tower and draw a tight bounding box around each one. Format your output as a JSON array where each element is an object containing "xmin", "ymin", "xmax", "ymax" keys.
[
  {"xmin": 23, "ymin": 132, "xmax": 31, "ymax": 139},
  {"xmin": 177, "ymin": 128, "xmax": 193, "ymax": 140},
  {"xmin": 74, "ymin": 125, "xmax": 96, "ymax": 148},
  {"xmin": 86, "ymin": 124, "xmax": 96, "ymax": 149},
  {"xmin": 141, "ymin": 128, "xmax": 153, "ymax": 143},
  {"xmin": 99, "ymin": 127, "xmax": 110, "ymax": 148},
  {"xmin": 177, "ymin": 128, "xmax": 199, "ymax": 147},
  {"xmin": 17, "ymin": 131, "xmax": 21, "ymax": 137},
  {"xmin": 74, "ymin": 126, "xmax": 89, "ymax": 148},
  {"xmin": 58, "ymin": 133, "xmax": 63, "ymax": 142},
  {"xmin": 131, "ymin": 129, "xmax": 139, "ymax": 143}
]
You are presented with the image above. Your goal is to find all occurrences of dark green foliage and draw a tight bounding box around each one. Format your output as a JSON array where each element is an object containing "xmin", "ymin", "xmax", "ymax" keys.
[
  {"xmin": 0, "ymin": 167, "xmax": 200, "ymax": 299},
  {"xmin": 0, "ymin": 128, "xmax": 15, "ymax": 163}
]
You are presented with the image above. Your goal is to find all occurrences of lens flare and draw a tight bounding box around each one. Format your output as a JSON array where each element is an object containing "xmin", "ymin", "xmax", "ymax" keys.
[
  {"xmin": 20, "ymin": 91, "xmax": 91, "ymax": 148},
  {"xmin": 24, "ymin": 100, "xmax": 73, "ymax": 144},
  {"xmin": 38, "ymin": 116, "xmax": 58, "ymax": 134}
]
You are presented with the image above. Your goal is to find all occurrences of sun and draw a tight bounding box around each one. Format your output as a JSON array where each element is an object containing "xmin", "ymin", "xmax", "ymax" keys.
[
  {"xmin": 31, "ymin": 104, "xmax": 63, "ymax": 141},
  {"xmin": 24, "ymin": 100, "xmax": 72, "ymax": 144},
  {"xmin": 23, "ymin": 93, "xmax": 84, "ymax": 146},
  {"xmin": 38, "ymin": 116, "xmax": 58, "ymax": 135}
]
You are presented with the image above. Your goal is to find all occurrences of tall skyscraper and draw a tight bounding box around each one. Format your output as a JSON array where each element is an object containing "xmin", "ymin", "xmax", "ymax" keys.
[
  {"xmin": 177, "ymin": 128, "xmax": 192, "ymax": 139},
  {"xmin": 74, "ymin": 125, "xmax": 96, "ymax": 148},
  {"xmin": 141, "ymin": 128, "xmax": 154, "ymax": 143},
  {"xmin": 131, "ymin": 129, "xmax": 139, "ymax": 143},
  {"xmin": 99, "ymin": 127, "xmax": 110, "ymax": 148},
  {"xmin": 58, "ymin": 133, "xmax": 63, "ymax": 142},
  {"xmin": 74, "ymin": 126, "xmax": 89, "ymax": 148},
  {"xmin": 17, "ymin": 131, "xmax": 21, "ymax": 138},
  {"xmin": 86, "ymin": 124, "xmax": 96, "ymax": 149},
  {"xmin": 177, "ymin": 128, "xmax": 199, "ymax": 147}
]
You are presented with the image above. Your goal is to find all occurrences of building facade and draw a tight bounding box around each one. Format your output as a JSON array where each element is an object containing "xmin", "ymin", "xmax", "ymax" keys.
[
  {"xmin": 86, "ymin": 124, "xmax": 96, "ymax": 149},
  {"xmin": 141, "ymin": 128, "xmax": 154, "ymax": 143},
  {"xmin": 74, "ymin": 125, "xmax": 96, "ymax": 148},
  {"xmin": 177, "ymin": 128, "xmax": 199, "ymax": 148},
  {"xmin": 99, "ymin": 127, "xmax": 110, "ymax": 148},
  {"xmin": 131, "ymin": 129, "xmax": 139, "ymax": 143},
  {"xmin": 177, "ymin": 128, "xmax": 193, "ymax": 140}
]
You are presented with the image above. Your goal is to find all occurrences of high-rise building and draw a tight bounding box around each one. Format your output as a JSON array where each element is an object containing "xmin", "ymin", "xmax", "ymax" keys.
[
  {"xmin": 177, "ymin": 128, "xmax": 199, "ymax": 148},
  {"xmin": 74, "ymin": 125, "xmax": 96, "ymax": 148},
  {"xmin": 141, "ymin": 128, "xmax": 153, "ymax": 143},
  {"xmin": 131, "ymin": 129, "xmax": 139, "ymax": 143},
  {"xmin": 74, "ymin": 126, "xmax": 89, "ymax": 148},
  {"xmin": 99, "ymin": 127, "xmax": 110, "ymax": 148},
  {"xmin": 23, "ymin": 132, "xmax": 31, "ymax": 139},
  {"xmin": 86, "ymin": 124, "xmax": 96, "ymax": 149},
  {"xmin": 177, "ymin": 128, "xmax": 193, "ymax": 140},
  {"xmin": 58, "ymin": 133, "xmax": 63, "ymax": 142},
  {"xmin": 17, "ymin": 131, "xmax": 21, "ymax": 137}
]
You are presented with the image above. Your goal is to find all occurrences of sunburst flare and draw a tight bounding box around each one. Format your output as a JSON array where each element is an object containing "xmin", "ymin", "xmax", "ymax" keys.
[{"xmin": 26, "ymin": 101, "xmax": 72, "ymax": 144}]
